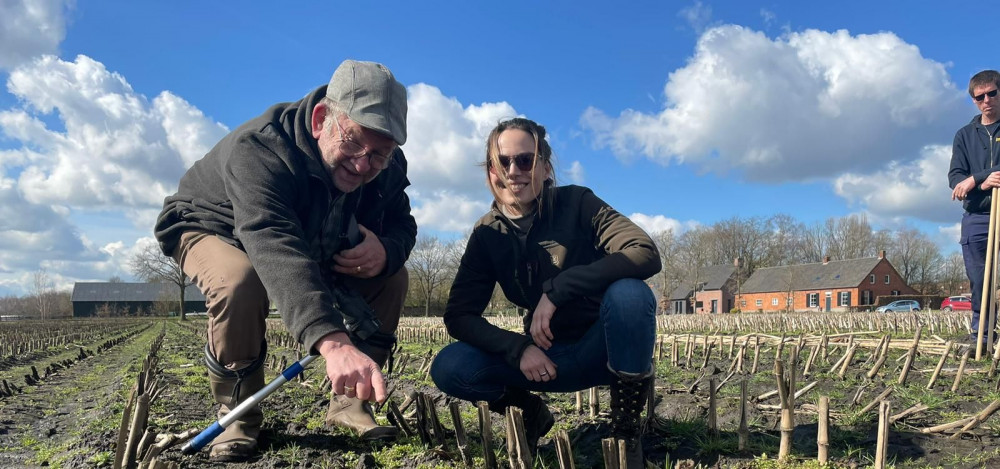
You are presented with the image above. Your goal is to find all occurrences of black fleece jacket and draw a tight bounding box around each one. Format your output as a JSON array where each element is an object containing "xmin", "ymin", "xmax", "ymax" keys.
[
  {"xmin": 154, "ymin": 85, "xmax": 416, "ymax": 352},
  {"xmin": 443, "ymin": 185, "xmax": 661, "ymax": 368}
]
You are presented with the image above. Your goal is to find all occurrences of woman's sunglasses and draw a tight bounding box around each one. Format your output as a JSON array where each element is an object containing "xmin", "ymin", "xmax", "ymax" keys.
[{"xmin": 491, "ymin": 153, "xmax": 536, "ymax": 172}]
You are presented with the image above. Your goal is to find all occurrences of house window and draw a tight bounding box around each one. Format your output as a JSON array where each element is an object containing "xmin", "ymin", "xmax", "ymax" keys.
[
  {"xmin": 786, "ymin": 296, "xmax": 793, "ymax": 306},
  {"xmin": 807, "ymin": 293, "xmax": 819, "ymax": 307},
  {"xmin": 892, "ymin": 290, "xmax": 899, "ymax": 295},
  {"xmin": 885, "ymin": 275, "xmax": 890, "ymax": 284},
  {"xmin": 862, "ymin": 290, "xmax": 872, "ymax": 305},
  {"xmin": 756, "ymin": 299, "xmax": 763, "ymax": 307},
  {"xmin": 870, "ymin": 274, "xmax": 875, "ymax": 284},
  {"xmin": 740, "ymin": 300, "xmax": 746, "ymax": 307},
  {"xmin": 772, "ymin": 298, "xmax": 779, "ymax": 306},
  {"xmin": 839, "ymin": 291, "xmax": 850, "ymax": 306}
]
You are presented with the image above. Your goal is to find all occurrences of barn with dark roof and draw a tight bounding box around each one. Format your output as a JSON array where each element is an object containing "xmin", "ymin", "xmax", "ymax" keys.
[{"xmin": 71, "ymin": 282, "xmax": 206, "ymax": 317}]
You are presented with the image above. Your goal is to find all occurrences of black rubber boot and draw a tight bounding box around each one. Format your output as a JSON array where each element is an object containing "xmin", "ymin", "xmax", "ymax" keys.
[
  {"xmin": 488, "ymin": 387, "xmax": 555, "ymax": 459},
  {"xmin": 609, "ymin": 366, "xmax": 654, "ymax": 469}
]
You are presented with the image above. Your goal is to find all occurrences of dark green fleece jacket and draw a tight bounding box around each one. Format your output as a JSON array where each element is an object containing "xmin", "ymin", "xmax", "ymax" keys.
[
  {"xmin": 154, "ymin": 85, "xmax": 416, "ymax": 352},
  {"xmin": 443, "ymin": 184, "xmax": 660, "ymax": 367}
]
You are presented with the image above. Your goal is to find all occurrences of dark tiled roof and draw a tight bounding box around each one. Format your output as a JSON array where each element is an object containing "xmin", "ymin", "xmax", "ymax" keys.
[
  {"xmin": 741, "ymin": 257, "xmax": 882, "ymax": 293},
  {"xmin": 71, "ymin": 282, "xmax": 205, "ymax": 302},
  {"xmin": 668, "ymin": 265, "xmax": 737, "ymax": 300}
]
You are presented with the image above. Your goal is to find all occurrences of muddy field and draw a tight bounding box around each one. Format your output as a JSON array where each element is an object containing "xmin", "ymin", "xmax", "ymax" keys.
[{"xmin": 2, "ymin": 313, "xmax": 1000, "ymax": 468}]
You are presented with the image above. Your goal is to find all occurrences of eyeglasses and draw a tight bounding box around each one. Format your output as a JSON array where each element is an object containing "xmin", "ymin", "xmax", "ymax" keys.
[
  {"xmin": 333, "ymin": 119, "xmax": 393, "ymax": 170},
  {"xmin": 974, "ymin": 89, "xmax": 999, "ymax": 102},
  {"xmin": 490, "ymin": 153, "xmax": 536, "ymax": 172}
]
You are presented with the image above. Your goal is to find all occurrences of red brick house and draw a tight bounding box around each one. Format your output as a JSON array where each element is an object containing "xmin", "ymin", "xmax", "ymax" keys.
[
  {"xmin": 668, "ymin": 265, "xmax": 739, "ymax": 314},
  {"xmin": 739, "ymin": 251, "xmax": 917, "ymax": 312}
]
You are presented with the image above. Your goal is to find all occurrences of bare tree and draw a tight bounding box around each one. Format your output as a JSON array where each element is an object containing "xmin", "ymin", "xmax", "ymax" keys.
[
  {"xmin": 887, "ymin": 228, "xmax": 943, "ymax": 293},
  {"xmin": 32, "ymin": 269, "xmax": 56, "ymax": 320},
  {"xmin": 651, "ymin": 229, "xmax": 679, "ymax": 312},
  {"xmin": 129, "ymin": 242, "xmax": 191, "ymax": 320},
  {"xmin": 824, "ymin": 214, "xmax": 874, "ymax": 260},
  {"xmin": 939, "ymin": 252, "xmax": 968, "ymax": 295},
  {"xmin": 406, "ymin": 236, "xmax": 452, "ymax": 316},
  {"xmin": 800, "ymin": 222, "xmax": 828, "ymax": 263}
]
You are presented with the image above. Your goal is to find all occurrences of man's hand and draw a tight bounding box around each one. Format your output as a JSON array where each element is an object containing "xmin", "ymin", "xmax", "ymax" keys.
[
  {"xmin": 333, "ymin": 225, "xmax": 387, "ymax": 278},
  {"xmin": 316, "ymin": 332, "xmax": 386, "ymax": 402},
  {"xmin": 953, "ymin": 175, "xmax": 977, "ymax": 201},
  {"xmin": 519, "ymin": 344, "xmax": 557, "ymax": 382},
  {"xmin": 980, "ymin": 172, "xmax": 1000, "ymax": 192},
  {"xmin": 529, "ymin": 293, "xmax": 557, "ymax": 349}
]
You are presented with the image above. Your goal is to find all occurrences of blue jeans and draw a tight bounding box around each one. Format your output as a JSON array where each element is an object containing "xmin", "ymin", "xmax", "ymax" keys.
[
  {"xmin": 430, "ymin": 279, "xmax": 656, "ymax": 403},
  {"xmin": 962, "ymin": 212, "xmax": 991, "ymax": 335}
]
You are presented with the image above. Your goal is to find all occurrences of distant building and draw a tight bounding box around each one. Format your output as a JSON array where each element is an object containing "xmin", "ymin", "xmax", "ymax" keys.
[
  {"xmin": 71, "ymin": 282, "xmax": 206, "ymax": 317},
  {"xmin": 739, "ymin": 251, "xmax": 917, "ymax": 313},
  {"xmin": 668, "ymin": 265, "xmax": 739, "ymax": 314}
]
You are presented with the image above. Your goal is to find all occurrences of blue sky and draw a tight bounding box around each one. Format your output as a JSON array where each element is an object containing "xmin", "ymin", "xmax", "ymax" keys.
[{"xmin": 0, "ymin": 0, "xmax": 987, "ymax": 295}]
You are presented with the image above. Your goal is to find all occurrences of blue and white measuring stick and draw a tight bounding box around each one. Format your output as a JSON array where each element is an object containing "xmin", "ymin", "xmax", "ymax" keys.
[{"xmin": 181, "ymin": 354, "xmax": 318, "ymax": 455}]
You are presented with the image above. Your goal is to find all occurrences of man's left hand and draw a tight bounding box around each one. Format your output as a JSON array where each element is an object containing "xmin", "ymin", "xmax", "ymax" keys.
[
  {"xmin": 333, "ymin": 225, "xmax": 386, "ymax": 278},
  {"xmin": 953, "ymin": 175, "xmax": 976, "ymax": 201}
]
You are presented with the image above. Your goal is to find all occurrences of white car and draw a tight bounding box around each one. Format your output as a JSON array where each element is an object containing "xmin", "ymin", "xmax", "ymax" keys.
[{"xmin": 875, "ymin": 300, "xmax": 921, "ymax": 313}]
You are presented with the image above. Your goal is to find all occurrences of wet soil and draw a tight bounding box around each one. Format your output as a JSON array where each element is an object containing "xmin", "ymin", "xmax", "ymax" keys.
[{"xmin": 2, "ymin": 320, "xmax": 1000, "ymax": 468}]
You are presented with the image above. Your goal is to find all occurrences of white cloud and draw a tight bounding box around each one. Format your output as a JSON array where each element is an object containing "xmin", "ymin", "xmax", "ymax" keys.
[
  {"xmin": 940, "ymin": 222, "xmax": 961, "ymax": 245},
  {"xmin": 833, "ymin": 144, "xmax": 957, "ymax": 223},
  {"xmin": 0, "ymin": 54, "xmax": 229, "ymax": 294},
  {"xmin": 403, "ymin": 83, "xmax": 520, "ymax": 231},
  {"xmin": 760, "ymin": 8, "xmax": 776, "ymax": 28},
  {"xmin": 564, "ymin": 161, "xmax": 585, "ymax": 184},
  {"xmin": 679, "ymin": 1, "xmax": 713, "ymax": 33},
  {"xmin": 2, "ymin": 55, "xmax": 228, "ymax": 209},
  {"xmin": 410, "ymin": 190, "xmax": 490, "ymax": 232},
  {"xmin": 581, "ymin": 26, "xmax": 965, "ymax": 183},
  {"xmin": 0, "ymin": 0, "xmax": 71, "ymax": 70},
  {"xmin": 629, "ymin": 212, "xmax": 699, "ymax": 235}
]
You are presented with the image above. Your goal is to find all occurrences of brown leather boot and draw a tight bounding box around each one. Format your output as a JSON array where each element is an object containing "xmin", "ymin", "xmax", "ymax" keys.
[
  {"xmin": 207, "ymin": 364, "xmax": 265, "ymax": 462},
  {"xmin": 609, "ymin": 367, "xmax": 654, "ymax": 469},
  {"xmin": 324, "ymin": 346, "xmax": 399, "ymax": 440}
]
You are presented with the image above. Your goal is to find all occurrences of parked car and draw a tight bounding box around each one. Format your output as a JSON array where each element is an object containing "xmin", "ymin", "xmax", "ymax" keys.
[
  {"xmin": 940, "ymin": 295, "xmax": 972, "ymax": 312},
  {"xmin": 875, "ymin": 300, "xmax": 921, "ymax": 313}
]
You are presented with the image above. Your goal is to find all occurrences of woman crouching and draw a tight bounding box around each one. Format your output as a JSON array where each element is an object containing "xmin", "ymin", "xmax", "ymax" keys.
[{"xmin": 430, "ymin": 117, "xmax": 661, "ymax": 467}]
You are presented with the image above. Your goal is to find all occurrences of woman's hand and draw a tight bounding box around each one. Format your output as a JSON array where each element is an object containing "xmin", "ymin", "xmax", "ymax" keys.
[
  {"xmin": 529, "ymin": 293, "xmax": 556, "ymax": 349},
  {"xmin": 519, "ymin": 344, "xmax": 557, "ymax": 382}
]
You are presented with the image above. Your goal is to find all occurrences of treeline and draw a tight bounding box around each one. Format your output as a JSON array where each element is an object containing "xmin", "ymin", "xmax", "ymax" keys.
[
  {"xmin": 0, "ymin": 291, "xmax": 72, "ymax": 319},
  {"xmin": 404, "ymin": 213, "xmax": 968, "ymax": 316}
]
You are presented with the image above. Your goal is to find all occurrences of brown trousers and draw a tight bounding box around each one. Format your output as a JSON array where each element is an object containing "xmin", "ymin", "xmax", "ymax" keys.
[{"xmin": 175, "ymin": 231, "xmax": 408, "ymax": 371}]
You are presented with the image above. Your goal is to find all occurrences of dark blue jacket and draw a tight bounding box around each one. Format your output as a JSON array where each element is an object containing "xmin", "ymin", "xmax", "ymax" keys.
[{"xmin": 950, "ymin": 115, "xmax": 1000, "ymax": 213}]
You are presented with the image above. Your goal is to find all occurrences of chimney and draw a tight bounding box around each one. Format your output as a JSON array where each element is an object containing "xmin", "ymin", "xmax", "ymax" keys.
[
  {"xmin": 823, "ymin": 255, "xmax": 830, "ymax": 264},
  {"xmin": 878, "ymin": 250, "xmax": 886, "ymax": 260}
]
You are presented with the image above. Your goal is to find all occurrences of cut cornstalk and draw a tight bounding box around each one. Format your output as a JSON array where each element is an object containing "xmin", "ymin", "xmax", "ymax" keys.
[
  {"xmin": 897, "ymin": 328, "xmax": 922, "ymax": 385},
  {"xmin": 949, "ymin": 399, "xmax": 1000, "ymax": 440},
  {"xmin": 554, "ymin": 429, "xmax": 575, "ymax": 469},
  {"xmin": 859, "ymin": 387, "xmax": 894, "ymax": 415},
  {"xmin": 449, "ymin": 401, "xmax": 472, "ymax": 467},
  {"xmin": 708, "ymin": 378, "xmax": 718, "ymax": 436},
  {"xmin": 817, "ymin": 396, "xmax": 829, "ymax": 465},
  {"xmin": 951, "ymin": 347, "xmax": 972, "ymax": 392},
  {"xmin": 927, "ymin": 340, "xmax": 953, "ymax": 389},
  {"xmin": 874, "ymin": 401, "xmax": 891, "ymax": 469},
  {"xmin": 889, "ymin": 403, "xmax": 928, "ymax": 424},
  {"xmin": 476, "ymin": 401, "xmax": 497, "ymax": 469},
  {"xmin": 739, "ymin": 378, "xmax": 749, "ymax": 451}
]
